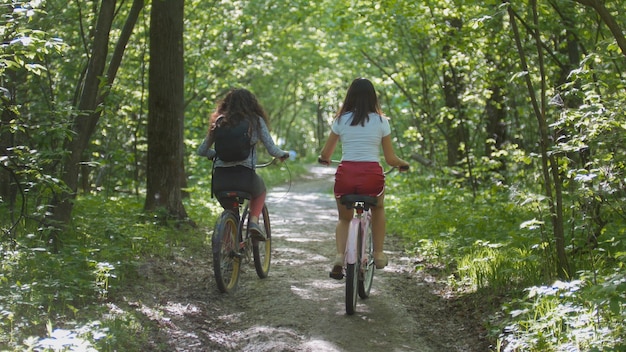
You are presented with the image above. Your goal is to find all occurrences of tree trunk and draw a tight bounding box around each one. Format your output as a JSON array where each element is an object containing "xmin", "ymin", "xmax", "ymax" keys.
[
  {"xmin": 441, "ymin": 64, "xmax": 464, "ymax": 167},
  {"xmin": 1, "ymin": 70, "xmax": 19, "ymax": 224},
  {"xmin": 484, "ymin": 82, "xmax": 506, "ymax": 159},
  {"xmin": 1, "ymin": 69, "xmax": 16, "ymax": 201},
  {"xmin": 316, "ymin": 99, "xmax": 324, "ymax": 150},
  {"xmin": 144, "ymin": 0, "xmax": 188, "ymax": 220},
  {"xmin": 506, "ymin": 1, "xmax": 571, "ymax": 278},
  {"xmin": 440, "ymin": 17, "xmax": 467, "ymax": 168},
  {"xmin": 48, "ymin": 0, "xmax": 117, "ymax": 248},
  {"xmin": 47, "ymin": 0, "xmax": 144, "ymax": 248}
]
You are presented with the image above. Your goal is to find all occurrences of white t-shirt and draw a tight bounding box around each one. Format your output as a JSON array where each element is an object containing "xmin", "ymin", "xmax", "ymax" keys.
[{"xmin": 331, "ymin": 112, "xmax": 391, "ymax": 162}]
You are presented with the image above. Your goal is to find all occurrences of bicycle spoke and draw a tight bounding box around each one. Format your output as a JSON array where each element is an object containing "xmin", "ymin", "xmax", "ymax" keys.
[{"xmin": 213, "ymin": 213, "xmax": 241, "ymax": 293}]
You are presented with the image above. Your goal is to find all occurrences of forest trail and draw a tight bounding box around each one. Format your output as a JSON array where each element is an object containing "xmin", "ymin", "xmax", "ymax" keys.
[{"xmin": 122, "ymin": 165, "xmax": 491, "ymax": 351}]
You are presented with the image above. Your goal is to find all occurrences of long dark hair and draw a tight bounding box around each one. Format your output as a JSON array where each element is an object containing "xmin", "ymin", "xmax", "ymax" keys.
[
  {"xmin": 335, "ymin": 78, "xmax": 383, "ymax": 126},
  {"xmin": 209, "ymin": 88, "xmax": 268, "ymax": 132}
]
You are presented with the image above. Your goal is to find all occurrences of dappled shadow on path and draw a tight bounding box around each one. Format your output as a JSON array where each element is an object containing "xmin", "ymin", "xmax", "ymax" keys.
[{"xmin": 117, "ymin": 164, "xmax": 491, "ymax": 351}]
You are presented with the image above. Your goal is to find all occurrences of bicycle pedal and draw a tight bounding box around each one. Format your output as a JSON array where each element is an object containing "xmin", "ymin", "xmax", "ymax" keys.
[{"xmin": 329, "ymin": 265, "xmax": 344, "ymax": 280}]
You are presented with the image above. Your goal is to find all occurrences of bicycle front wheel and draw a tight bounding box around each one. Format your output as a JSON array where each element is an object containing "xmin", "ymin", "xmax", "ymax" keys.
[
  {"xmin": 252, "ymin": 204, "xmax": 272, "ymax": 278},
  {"xmin": 358, "ymin": 220, "xmax": 375, "ymax": 299},
  {"xmin": 212, "ymin": 211, "xmax": 241, "ymax": 293}
]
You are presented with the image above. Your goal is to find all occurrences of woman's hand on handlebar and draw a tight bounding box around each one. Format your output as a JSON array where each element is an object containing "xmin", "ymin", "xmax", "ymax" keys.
[
  {"xmin": 384, "ymin": 164, "xmax": 409, "ymax": 175},
  {"xmin": 318, "ymin": 157, "xmax": 330, "ymax": 166},
  {"xmin": 279, "ymin": 152, "xmax": 290, "ymax": 162}
]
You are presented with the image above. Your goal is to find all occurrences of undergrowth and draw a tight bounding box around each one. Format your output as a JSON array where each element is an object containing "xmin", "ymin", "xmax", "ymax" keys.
[
  {"xmin": 0, "ymin": 160, "xmax": 304, "ymax": 351},
  {"xmin": 1, "ymin": 162, "xmax": 623, "ymax": 351},
  {"xmin": 0, "ymin": 192, "xmax": 199, "ymax": 351},
  {"xmin": 385, "ymin": 172, "xmax": 626, "ymax": 351}
]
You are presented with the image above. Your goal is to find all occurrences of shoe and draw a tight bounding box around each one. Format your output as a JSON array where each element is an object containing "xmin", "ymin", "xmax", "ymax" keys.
[
  {"xmin": 329, "ymin": 254, "xmax": 344, "ymax": 280},
  {"xmin": 374, "ymin": 251, "xmax": 388, "ymax": 269},
  {"xmin": 248, "ymin": 222, "xmax": 266, "ymax": 241}
]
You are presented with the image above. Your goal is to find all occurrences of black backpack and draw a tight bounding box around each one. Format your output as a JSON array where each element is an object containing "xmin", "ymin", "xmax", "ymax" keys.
[{"xmin": 213, "ymin": 116, "xmax": 253, "ymax": 162}]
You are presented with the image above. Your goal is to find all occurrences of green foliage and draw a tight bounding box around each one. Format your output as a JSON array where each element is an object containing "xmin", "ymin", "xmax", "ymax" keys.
[
  {"xmin": 498, "ymin": 272, "xmax": 626, "ymax": 351},
  {"xmin": 0, "ymin": 194, "xmax": 189, "ymax": 350},
  {"xmin": 387, "ymin": 173, "xmax": 546, "ymax": 284},
  {"xmin": 0, "ymin": 156, "xmax": 303, "ymax": 350},
  {"xmin": 457, "ymin": 241, "xmax": 543, "ymax": 293},
  {"xmin": 387, "ymin": 170, "xmax": 626, "ymax": 350},
  {"xmin": 2, "ymin": 0, "xmax": 626, "ymax": 350}
]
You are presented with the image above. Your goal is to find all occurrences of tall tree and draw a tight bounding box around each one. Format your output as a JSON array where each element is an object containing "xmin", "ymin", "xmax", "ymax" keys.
[
  {"xmin": 506, "ymin": 0, "xmax": 571, "ymax": 278},
  {"xmin": 144, "ymin": 0, "xmax": 188, "ymax": 219},
  {"xmin": 48, "ymin": 0, "xmax": 144, "ymax": 248}
]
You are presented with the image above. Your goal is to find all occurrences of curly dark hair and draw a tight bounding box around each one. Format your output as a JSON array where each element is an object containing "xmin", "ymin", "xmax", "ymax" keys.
[
  {"xmin": 209, "ymin": 88, "xmax": 268, "ymax": 132},
  {"xmin": 335, "ymin": 78, "xmax": 383, "ymax": 126}
]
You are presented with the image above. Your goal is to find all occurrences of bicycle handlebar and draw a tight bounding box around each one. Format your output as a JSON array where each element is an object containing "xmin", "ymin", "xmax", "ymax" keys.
[
  {"xmin": 208, "ymin": 152, "xmax": 286, "ymax": 169},
  {"xmin": 386, "ymin": 165, "xmax": 410, "ymax": 174},
  {"xmin": 256, "ymin": 158, "xmax": 279, "ymax": 168},
  {"xmin": 317, "ymin": 158, "xmax": 409, "ymax": 173}
]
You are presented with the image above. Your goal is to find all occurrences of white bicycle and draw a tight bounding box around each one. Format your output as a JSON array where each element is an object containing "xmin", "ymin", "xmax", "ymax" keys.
[{"xmin": 321, "ymin": 159, "xmax": 408, "ymax": 314}]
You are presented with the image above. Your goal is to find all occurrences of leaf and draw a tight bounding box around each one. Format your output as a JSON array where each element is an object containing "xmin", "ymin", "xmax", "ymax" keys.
[{"xmin": 520, "ymin": 218, "xmax": 544, "ymax": 230}]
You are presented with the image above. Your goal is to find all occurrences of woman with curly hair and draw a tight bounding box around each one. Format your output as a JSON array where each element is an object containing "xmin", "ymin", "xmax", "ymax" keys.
[{"xmin": 198, "ymin": 88, "xmax": 289, "ymax": 239}]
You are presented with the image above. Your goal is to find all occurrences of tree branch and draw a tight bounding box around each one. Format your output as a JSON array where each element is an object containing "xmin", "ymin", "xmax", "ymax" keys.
[{"xmin": 573, "ymin": 0, "xmax": 626, "ymax": 58}]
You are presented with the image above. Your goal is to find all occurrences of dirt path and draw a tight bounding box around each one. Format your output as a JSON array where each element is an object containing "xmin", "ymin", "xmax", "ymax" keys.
[{"xmin": 125, "ymin": 165, "xmax": 492, "ymax": 351}]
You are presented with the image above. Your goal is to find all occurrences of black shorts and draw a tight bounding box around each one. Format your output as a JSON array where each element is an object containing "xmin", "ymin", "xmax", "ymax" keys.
[{"xmin": 212, "ymin": 165, "xmax": 266, "ymax": 197}]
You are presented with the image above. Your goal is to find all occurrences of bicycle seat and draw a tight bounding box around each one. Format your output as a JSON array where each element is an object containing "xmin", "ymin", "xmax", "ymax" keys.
[
  {"xmin": 340, "ymin": 194, "xmax": 378, "ymax": 210},
  {"xmin": 215, "ymin": 190, "xmax": 251, "ymax": 199},
  {"xmin": 215, "ymin": 190, "xmax": 251, "ymax": 209}
]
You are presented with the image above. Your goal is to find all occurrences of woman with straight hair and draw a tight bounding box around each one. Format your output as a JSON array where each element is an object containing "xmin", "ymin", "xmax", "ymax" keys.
[{"xmin": 319, "ymin": 78, "xmax": 409, "ymax": 279}]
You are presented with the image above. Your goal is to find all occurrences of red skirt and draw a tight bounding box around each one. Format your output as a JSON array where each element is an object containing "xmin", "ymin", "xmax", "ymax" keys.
[{"xmin": 334, "ymin": 161, "xmax": 385, "ymax": 198}]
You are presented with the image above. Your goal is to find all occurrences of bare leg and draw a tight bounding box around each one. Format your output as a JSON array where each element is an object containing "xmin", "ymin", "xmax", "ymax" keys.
[
  {"xmin": 370, "ymin": 194, "xmax": 385, "ymax": 252},
  {"xmin": 329, "ymin": 199, "xmax": 353, "ymax": 278},
  {"xmin": 335, "ymin": 199, "xmax": 353, "ymax": 255},
  {"xmin": 249, "ymin": 191, "xmax": 266, "ymax": 224},
  {"xmin": 370, "ymin": 194, "xmax": 388, "ymax": 268},
  {"xmin": 248, "ymin": 192, "xmax": 267, "ymax": 239}
]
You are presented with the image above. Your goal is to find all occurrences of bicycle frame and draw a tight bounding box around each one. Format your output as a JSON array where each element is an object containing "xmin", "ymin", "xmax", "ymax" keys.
[
  {"xmin": 340, "ymin": 195, "xmax": 377, "ymax": 315},
  {"xmin": 212, "ymin": 190, "xmax": 273, "ymax": 293},
  {"xmin": 319, "ymin": 159, "xmax": 408, "ymax": 313},
  {"xmin": 211, "ymin": 193, "xmax": 247, "ymax": 262},
  {"xmin": 345, "ymin": 205, "xmax": 371, "ymax": 266},
  {"xmin": 210, "ymin": 158, "xmax": 283, "ymax": 293}
]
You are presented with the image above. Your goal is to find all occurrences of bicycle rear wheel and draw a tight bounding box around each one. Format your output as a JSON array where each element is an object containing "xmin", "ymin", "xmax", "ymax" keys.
[
  {"xmin": 212, "ymin": 211, "xmax": 241, "ymax": 293},
  {"xmin": 345, "ymin": 261, "xmax": 359, "ymax": 315},
  {"xmin": 358, "ymin": 220, "xmax": 375, "ymax": 298},
  {"xmin": 252, "ymin": 204, "xmax": 272, "ymax": 278}
]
